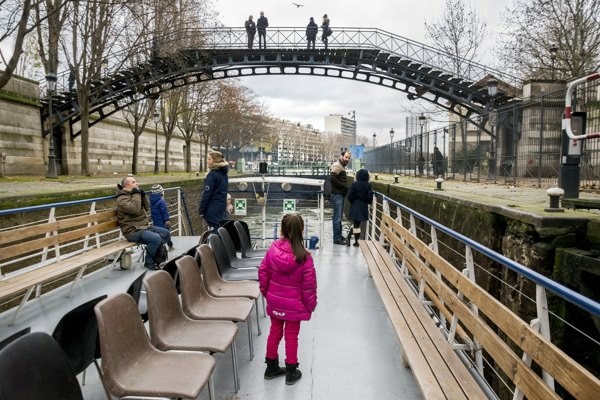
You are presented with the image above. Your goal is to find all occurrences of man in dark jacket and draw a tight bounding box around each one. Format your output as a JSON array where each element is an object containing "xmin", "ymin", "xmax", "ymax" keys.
[
  {"xmin": 116, "ymin": 176, "xmax": 171, "ymax": 270},
  {"xmin": 245, "ymin": 15, "xmax": 256, "ymax": 49},
  {"xmin": 330, "ymin": 151, "xmax": 351, "ymax": 245},
  {"xmin": 257, "ymin": 11, "xmax": 269, "ymax": 49},
  {"xmin": 306, "ymin": 17, "xmax": 318, "ymax": 49}
]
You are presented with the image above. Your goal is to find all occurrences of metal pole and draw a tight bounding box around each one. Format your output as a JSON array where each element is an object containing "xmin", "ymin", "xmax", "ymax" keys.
[
  {"xmin": 154, "ymin": 121, "xmax": 159, "ymax": 174},
  {"xmin": 46, "ymin": 73, "xmax": 57, "ymax": 179}
]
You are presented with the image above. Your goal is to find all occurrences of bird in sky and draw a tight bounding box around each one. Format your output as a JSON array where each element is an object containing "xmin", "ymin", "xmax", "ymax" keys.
[{"xmin": 292, "ymin": 2, "xmax": 304, "ymax": 7}]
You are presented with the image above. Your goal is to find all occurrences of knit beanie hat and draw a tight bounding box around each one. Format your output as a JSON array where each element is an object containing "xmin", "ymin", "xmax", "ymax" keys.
[{"xmin": 151, "ymin": 184, "xmax": 164, "ymax": 194}]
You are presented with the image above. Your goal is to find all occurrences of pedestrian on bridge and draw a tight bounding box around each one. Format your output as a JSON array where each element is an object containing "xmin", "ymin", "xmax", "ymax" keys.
[
  {"xmin": 257, "ymin": 11, "xmax": 269, "ymax": 49},
  {"xmin": 306, "ymin": 17, "xmax": 318, "ymax": 49},
  {"xmin": 245, "ymin": 15, "xmax": 256, "ymax": 49},
  {"xmin": 321, "ymin": 14, "xmax": 331, "ymax": 49}
]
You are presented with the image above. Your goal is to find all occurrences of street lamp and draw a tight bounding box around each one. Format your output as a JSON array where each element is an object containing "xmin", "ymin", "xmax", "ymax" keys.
[
  {"xmin": 372, "ymin": 132, "xmax": 376, "ymax": 147},
  {"xmin": 46, "ymin": 72, "xmax": 58, "ymax": 179},
  {"xmin": 549, "ymin": 44, "xmax": 559, "ymax": 80},
  {"xmin": 153, "ymin": 107, "xmax": 160, "ymax": 174},
  {"xmin": 389, "ymin": 128, "xmax": 395, "ymax": 174},
  {"xmin": 418, "ymin": 113, "xmax": 426, "ymax": 176},
  {"xmin": 487, "ymin": 79, "xmax": 498, "ymax": 181}
]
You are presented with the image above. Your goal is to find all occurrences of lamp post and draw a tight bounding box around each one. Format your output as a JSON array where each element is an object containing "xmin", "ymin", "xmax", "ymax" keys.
[
  {"xmin": 372, "ymin": 132, "xmax": 376, "ymax": 147},
  {"xmin": 487, "ymin": 79, "xmax": 498, "ymax": 181},
  {"xmin": 46, "ymin": 72, "xmax": 58, "ymax": 178},
  {"xmin": 549, "ymin": 44, "xmax": 558, "ymax": 80},
  {"xmin": 153, "ymin": 107, "xmax": 160, "ymax": 174},
  {"xmin": 418, "ymin": 113, "xmax": 426, "ymax": 176},
  {"xmin": 389, "ymin": 128, "xmax": 395, "ymax": 174}
]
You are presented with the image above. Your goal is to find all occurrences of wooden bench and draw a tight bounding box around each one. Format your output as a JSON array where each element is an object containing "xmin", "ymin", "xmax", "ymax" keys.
[
  {"xmin": 360, "ymin": 213, "xmax": 600, "ymax": 400},
  {"xmin": 0, "ymin": 209, "xmax": 136, "ymax": 325}
]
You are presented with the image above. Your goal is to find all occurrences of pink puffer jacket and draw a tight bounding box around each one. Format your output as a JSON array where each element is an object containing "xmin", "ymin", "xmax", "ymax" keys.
[{"xmin": 258, "ymin": 239, "xmax": 317, "ymax": 321}]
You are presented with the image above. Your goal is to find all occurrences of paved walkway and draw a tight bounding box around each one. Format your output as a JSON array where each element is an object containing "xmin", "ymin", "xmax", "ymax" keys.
[{"xmin": 2, "ymin": 172, "xmax": 600, "ymax": 221}]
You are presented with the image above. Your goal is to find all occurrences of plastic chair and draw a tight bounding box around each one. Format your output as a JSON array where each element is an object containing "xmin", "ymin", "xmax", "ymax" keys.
[
  {"xmin": 196, "ymin": 244, "xmax": 263, "ymax": 334},
  {"xmin": 217, "ymin": 227, "xmax": 261, "ymax": 268},
  {"xmin": 143, "ymin": 270, "xmax": 241, "ymax": 393},
  {"xmin": 221, "ymin": 220, "xmax": 242, "ymax": 252},
  {"xmin": 0, "ymin": 332, "xmax": 84, "ymax": 400},
  {"xmin": 126, "ymin": 270, "xmax": 148, "ymax": 321},
  {"xmin": 94, "ymin": 293, "xmax": 216, "ymax": 400},
  {"xmin": 176, "ymin": 255, "xmax": 256, "ymax": 360},
  {"xmin": 208, "ymin": 234, "xmax": 259, "ymax": 281},
  {"xmin": 234, "ymin": 220, "xmax": 268, "ymax": 258},
  {"xmin": 52, "ymin": 295, "xmax": 109, "ymax": 398},
  {"xmin": 0, "ymin": 326, "xmax": 30, "ymax": 352},
  {"xmin": 199, "ymin": 229, "xmax": 212, "ymax": 245}
]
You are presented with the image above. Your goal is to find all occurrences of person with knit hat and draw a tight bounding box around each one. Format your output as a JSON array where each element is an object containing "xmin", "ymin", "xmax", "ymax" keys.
[
  {"xmin": 149, "ymin": 184, "xmax": 174, "ymax": 249},
  {"xmin": 199, "ymin": 150, "xmax": 229, "ymax": 233}
]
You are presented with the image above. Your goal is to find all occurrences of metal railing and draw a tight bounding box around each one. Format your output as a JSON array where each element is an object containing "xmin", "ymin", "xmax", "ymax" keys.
[
  {"xmin": 367, "ymin": 191, "xmax": 600, "ymax": 398},
  {"xmin": 0, "ymin": 187, "xmax": 191, "ymax": 279},
  {"xmin": 365, "ymin": 79, "xmax": 600, "ymax": 189}
]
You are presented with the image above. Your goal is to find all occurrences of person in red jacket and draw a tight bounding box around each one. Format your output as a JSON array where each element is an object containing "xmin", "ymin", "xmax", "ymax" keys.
[{"xmin": 258, "ymin": 213, "xmax": 318, "ymax": 385}]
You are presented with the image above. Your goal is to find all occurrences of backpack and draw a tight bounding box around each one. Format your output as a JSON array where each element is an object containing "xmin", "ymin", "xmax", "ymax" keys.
[
  {"xmin": 154, "ymin": 243, "xmax": 168, "ymax": 265},
  {"xmin": 327, "ymin": 27, "xmax": 333, "ymax": 37}
]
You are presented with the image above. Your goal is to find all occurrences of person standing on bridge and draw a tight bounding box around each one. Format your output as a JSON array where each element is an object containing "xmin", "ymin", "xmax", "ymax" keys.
[
  {"xmin": 306, "ymin": 17, "xmax": 318, "ymax": 49},
  {"xmin": 321, "ymin": 14, "xmax": 331, "ymax": 49},
  {"xmin": 245, "ymin": 15, "xmax": 256, "ymax": 49},
  {"xmin": 330, "ymin": 151, "xmax": 351, "ymax": 245},
  {"xmin": 259, "ymin": 213, "xmax": 317, "ymax": 385},
  {"xmin": 257, "ymin": 11, "xmax": 269, "ymax": 49}
]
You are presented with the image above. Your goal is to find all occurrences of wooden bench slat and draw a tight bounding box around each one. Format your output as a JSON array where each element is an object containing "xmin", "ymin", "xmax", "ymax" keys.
[
  {"xmin": 381, "ymin": 214, "xmax": 600, "ymax": 400},
  {"xmin": 360, "ymin": 240, "xmax": 486, "ymax": 399},
  {"xmin": 0, "ymin": 209, "xmax": 117, "ymax": 246},
  {"xmin": 0, "ymin": 240, "xmax": 134, "ymax": 304},
  {"xmin": 0, "ymin": 220, "xmax": 120, "ymax": 263}
]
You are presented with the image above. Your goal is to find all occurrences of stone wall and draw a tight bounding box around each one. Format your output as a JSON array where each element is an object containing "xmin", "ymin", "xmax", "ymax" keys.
[{"xmin": 0, "ymin": 75, "xmax": 202, "ymax": 176}]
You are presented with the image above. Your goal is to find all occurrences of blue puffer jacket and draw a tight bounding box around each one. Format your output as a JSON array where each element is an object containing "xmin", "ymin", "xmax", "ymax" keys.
[
  {"xmin": 258, "ymin": 239, "xmax": 317, "ymax": 321},
  {"xmin": 347, "ymin": 168, "xmax": 373, "ymax": 223},
  {"xmin": 149, "ymin": 193, "xmax": 170, "ymax": 228},
  {"xmin": 199, "ymin": 163, "xmax": 229, "ymax": 226}
]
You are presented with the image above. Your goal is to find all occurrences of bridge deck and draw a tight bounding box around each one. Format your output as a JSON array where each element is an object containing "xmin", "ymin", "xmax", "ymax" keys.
[{"xmin": 1, "ymin": 235, "xmax": 422, "ymax": 400}]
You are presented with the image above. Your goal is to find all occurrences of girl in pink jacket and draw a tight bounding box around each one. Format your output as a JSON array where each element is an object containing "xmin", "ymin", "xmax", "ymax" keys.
[{"xmin": 259, "ymin": 213, "xmax": 318, "ymax": 385}]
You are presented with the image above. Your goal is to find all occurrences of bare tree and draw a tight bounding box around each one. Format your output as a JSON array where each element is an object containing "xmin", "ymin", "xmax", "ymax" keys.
[
  {"xmin": 425, "ymin": 0, "xmax": 487, "ymax": 77},
  {"xmin": 123, "ymin": 97, "xmax": 157, "ymax": 175},
  {"xmin": 497, "ymin": 0, "xmax": 600, "ymax": 80}
]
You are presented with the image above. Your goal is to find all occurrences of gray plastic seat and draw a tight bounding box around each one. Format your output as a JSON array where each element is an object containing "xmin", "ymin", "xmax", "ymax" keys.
[
  {"xmin": 196, "ymin": 244, "xmax": 263, "ymax": 335},
  {"xmin": 176, "ymin": 255, "xmax": 256, "ymax": 360},
  {"xmin": 208, "ymin": 234, "xmax": 259, "ymax": 281},
  {"xmin": 52, "ymin": 295, "xmax": 109, "ymax": 398},
  {"xmin": 217, "ymin": 227, "xmax": 261, "ymax": 269},
  {"xmin": 94, "ymin": 292, "xmax": 216, "ymax": 399},
  {"xmin": 0, "ymin": 332, "xmax": 84, "ymax": 400},
  {"xmin": 143, "ymin": 270, "xmax": 241, "ymax": 393},
  {"xmin": 234, "ymin": 220, "xmax": 268, "ymax": 258}
]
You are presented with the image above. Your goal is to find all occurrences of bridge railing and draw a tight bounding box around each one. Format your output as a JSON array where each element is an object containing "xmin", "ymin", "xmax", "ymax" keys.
[
  {"xmin": 368, "ymin": 191, "xmax": 600, "ymax": 398},
  {"xmin": 158, "ymin": 26, "xmax": 519, "ymax": 86}
]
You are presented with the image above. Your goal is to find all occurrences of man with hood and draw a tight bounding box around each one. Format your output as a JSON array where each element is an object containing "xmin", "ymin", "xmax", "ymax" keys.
[
  {"xmin": 199, "ymin": 150, "xmax": 229, "ymax": 232},
  {"xmin": 116, "ymin": 176, "xmax": 171, "ymax": 270},
  {"xmin": 329, "ymin": 151, "xmax": 351, "ymax": 245}
]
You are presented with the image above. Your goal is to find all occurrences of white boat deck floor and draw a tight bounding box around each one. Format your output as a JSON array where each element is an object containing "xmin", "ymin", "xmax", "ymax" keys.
[{"xmin": 1, "ymin": 235, "xmax": 422, "ymax": 400}]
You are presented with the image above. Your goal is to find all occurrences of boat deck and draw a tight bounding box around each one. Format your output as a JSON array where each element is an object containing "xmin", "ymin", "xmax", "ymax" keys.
[{"xmin": 1, "ymin": 234, "xmax": 422, "ymax": 399}]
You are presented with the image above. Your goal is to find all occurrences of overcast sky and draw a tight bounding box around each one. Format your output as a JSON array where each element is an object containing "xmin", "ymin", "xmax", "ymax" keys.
[{"xmin": 212, "ymin": 0, "xmax": 513, "ymax": 142}]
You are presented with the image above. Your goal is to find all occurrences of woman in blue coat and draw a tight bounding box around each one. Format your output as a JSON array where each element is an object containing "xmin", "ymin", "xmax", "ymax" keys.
[
  {"xmin": 199, "ymin": 151, "xmax": 229, "ymax": 232},
  {"xmin": 347, "ymin": 168, "xmax": 373, "ymax": 246}
]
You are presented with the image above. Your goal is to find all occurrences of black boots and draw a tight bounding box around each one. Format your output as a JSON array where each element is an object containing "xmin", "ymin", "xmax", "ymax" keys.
[
  {"xmin": 264, "ymin": 357, "xmax": 286, "ymax": 380},
  {"xmin": 353, "ymin": 232, "xmax": 360, "ymax": 247},
  {"xmin": 285, "ymin": 363, "xmax": 302, "ymax": 385}
]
